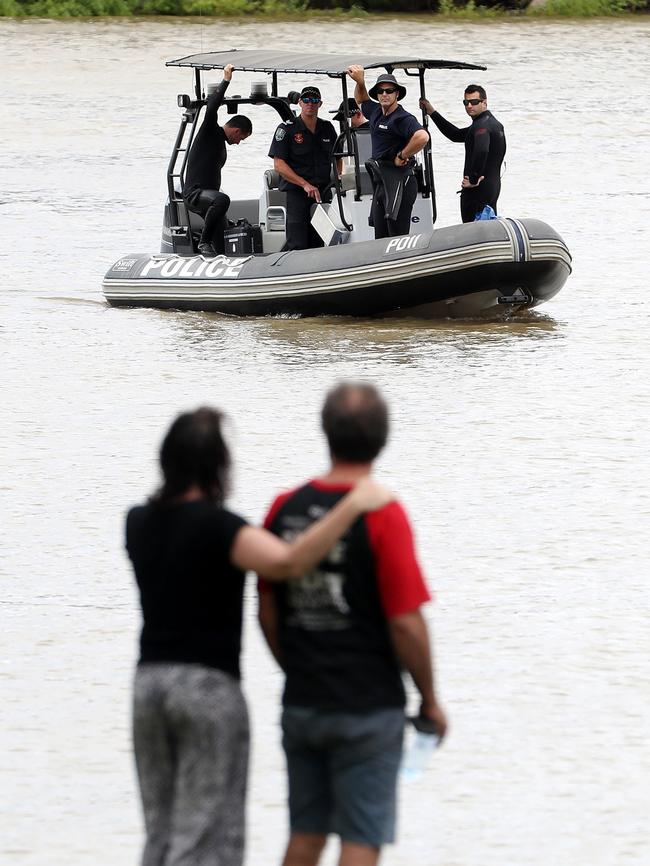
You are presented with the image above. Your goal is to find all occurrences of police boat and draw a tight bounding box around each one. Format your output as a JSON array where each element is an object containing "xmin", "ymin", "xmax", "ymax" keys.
[{"xmin": 103, "ymin": 51, "xmax": 571, "ymax": 318}]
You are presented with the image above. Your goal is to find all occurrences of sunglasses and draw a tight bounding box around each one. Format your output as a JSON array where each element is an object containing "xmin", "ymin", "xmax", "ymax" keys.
[
  {"xmin": 301, "ymin": 97, "xmax": 322, "ymax": 105},
  {"xmin": 463, "ymin": 98, "xmax": 483, "ymax": 106},
  {"xmin": 376, "ymin": 87, "xmax": 397, "ymax": 95}
]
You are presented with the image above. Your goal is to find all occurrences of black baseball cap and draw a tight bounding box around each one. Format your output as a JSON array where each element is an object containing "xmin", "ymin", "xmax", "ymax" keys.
[
  {"xmin": 299, "ymin": 85, "xmax": 322, "ymax": 100},
  {"xmin": 331, "ymin": 98, "xmax": 361, "ymax": 121}
]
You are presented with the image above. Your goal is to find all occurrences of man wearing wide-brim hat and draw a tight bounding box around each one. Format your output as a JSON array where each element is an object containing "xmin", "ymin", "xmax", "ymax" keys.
[{"xmin": 347, "ymin": 66, "xmax": 429, "ymax": 239}]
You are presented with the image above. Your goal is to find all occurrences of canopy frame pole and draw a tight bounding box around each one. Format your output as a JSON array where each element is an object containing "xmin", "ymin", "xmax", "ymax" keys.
[
  {"xmin": 340, "ymin": 74, "xmax": 362, "ymax": 202},
  {"xmin": 418, "ymin": 67, "xmax": 437, "ymax": 224},
  {"xmin": 166, "ymin": 106, "xmax": 201, "ymax": 249}
]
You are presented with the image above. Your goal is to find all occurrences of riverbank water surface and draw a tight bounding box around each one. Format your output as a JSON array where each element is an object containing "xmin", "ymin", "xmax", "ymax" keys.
[{"xmin": 2, "ymin": 16, "xmax": 649, "ymax": 866}]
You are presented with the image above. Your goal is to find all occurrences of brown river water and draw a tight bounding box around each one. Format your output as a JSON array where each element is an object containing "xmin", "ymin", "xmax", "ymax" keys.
[{"xmin": 1, "ymin": 15, "xmax": 649, "ymax": 866}]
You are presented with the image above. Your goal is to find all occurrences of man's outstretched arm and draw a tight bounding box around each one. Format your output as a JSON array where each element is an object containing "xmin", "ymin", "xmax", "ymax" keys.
[
  {"xmin": 420, "ymin": 99, "xmax": 468, "ymax": 143},
  {"xmin": 204, "ymin": 62, "xmax": 234, "ymax": 123},
  {"xmin": 347, "ymin": 65, "xmax": 370, "ymax": 106}
]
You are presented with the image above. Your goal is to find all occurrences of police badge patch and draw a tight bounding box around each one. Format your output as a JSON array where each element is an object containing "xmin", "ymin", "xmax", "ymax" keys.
[
  {"xmin": 293, "ymin": 133, "xmax": 304, "ymax": 144},
  {"xmin": 275, "ymin": 127, "xmax": 286, "ymax": 141}
]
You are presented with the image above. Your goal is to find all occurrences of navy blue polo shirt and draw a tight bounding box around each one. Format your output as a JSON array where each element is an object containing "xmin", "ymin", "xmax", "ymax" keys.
[
  {"xmin": 361, "ymin": 99, "xmax": 423, "ymax": 161},
  {"xmin": 268, "ymin": 115, "xmax": 337, "ymax": 191}
]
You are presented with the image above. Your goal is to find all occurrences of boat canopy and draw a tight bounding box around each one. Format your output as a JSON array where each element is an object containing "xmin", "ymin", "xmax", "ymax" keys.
[
  {"xmin": 164, "ymin": 50, "xmax": 487, "ymax": 239},
  {"xmin": 166, "ymin": 51, "xmax": 486, "ymax": 75}
]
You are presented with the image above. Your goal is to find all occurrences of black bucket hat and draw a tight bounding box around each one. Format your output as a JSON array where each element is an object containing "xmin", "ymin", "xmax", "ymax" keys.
[
  {"xmin": 331, "ymin": 98, "xmax": 361, "ymax": 121},
  {"xmin": 368, "ymin": 73, "xmax": 406, "ymax": 102}
]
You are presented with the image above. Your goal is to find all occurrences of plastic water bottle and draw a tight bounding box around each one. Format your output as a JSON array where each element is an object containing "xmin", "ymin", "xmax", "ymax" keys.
[
  {"xmin": 474, "ymin": 204, "xmax": 497, "ymax": 221},
  {"xmin": 401, "ymin": 715, "xmax": 440, "ymax": 782}
]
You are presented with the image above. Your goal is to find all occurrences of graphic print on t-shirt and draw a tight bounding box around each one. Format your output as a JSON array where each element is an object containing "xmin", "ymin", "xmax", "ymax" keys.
[{"xmin": 280, "ymin": 506, "xmax": 352, "ymax": 631}]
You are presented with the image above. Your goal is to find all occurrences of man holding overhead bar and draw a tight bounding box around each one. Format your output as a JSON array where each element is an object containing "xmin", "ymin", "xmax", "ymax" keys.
[
  {"xmin": 183, "ymin": 63, "xmax": 253, "ymax": 258},
  {"xmin": 347, "ymin": 66, "xmax": 429, "ymax": 239}
]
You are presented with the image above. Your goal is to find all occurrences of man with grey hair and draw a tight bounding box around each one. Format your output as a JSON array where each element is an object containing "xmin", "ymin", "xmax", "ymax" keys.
[{"xmin": 259, "ymin": 382, "xmax": 447, "ymax": 866}]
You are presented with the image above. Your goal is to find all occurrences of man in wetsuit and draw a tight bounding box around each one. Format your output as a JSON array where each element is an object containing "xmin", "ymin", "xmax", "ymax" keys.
[
  {"xmin": 347, "ymin": 67, "xmax": 429, "ymax": 239},
  {"xmin": 421, "ymin": 85, "xmax": 506, "ymax": 223},
  {"xmin": 183, "ymin": 63, "xmax": 252, "ymax": 257},
  {"xmin": 268, "ymin": 86, "xmax": 339, "ymax": 251},
  {"xmin": 258, "ymin": 381, "xmax": 448, "ymax": 866}
]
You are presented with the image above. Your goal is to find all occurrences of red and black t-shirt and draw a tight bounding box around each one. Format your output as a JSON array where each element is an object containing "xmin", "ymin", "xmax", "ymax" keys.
[{"xmin": 260, "ymin": 480, "xmax": 430, "ymax": 712}]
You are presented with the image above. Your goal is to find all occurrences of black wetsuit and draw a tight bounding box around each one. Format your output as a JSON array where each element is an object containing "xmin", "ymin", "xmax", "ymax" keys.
[
  {"xmin": 268, "ymin": 116, "xmax": 337, "ymax": 251},
  {"xmin": 183, "ymin": 79, "xmax": 231, "ymax": 252},
  {"xmin": 361, "ymin": 100, "xmax": 424, "ymax": 239},
  {"xmin": 429, "ymin": 109, "xmax": 506, "ymax": 223}
]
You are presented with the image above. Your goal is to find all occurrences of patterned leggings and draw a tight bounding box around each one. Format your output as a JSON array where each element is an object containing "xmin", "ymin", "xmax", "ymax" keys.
[{"xmin": 133, "ymin": 663, "xmax": 249, "ymax": 866}]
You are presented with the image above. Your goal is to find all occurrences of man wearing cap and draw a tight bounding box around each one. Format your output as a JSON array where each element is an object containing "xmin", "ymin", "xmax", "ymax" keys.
[
  {"xmin": 420, "ymin": 86, "xmax": 506, "ymax": 223},
  {"xmin": 332, "ymin": 97, "xmax": 372, "ymax": 168},
  {"xmin": 268, "ymin": 86, "xmax": 339, "ymax": 251},
  {"xmin": 347, "ymin": 66, "xmax": 429, "ymax": 239},
  {"xmin": 332, "ymin": 98, "xmax": 370, "ymax": 132},
  {"xmin": 183, "ymin": 63, "xmax": 253, "ymax": 257}
]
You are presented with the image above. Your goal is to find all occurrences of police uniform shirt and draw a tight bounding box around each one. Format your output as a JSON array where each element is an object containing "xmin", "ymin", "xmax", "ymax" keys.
[
  {"xmin": 361, "ymin": 99, "xmax": 423, "ymax": 162},
  {"xmin": 268, "ymin": 116, "xmax": 337, "ymax": 191}
]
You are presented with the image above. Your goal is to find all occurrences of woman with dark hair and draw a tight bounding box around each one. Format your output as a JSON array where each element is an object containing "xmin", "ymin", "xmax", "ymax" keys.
[{"xmin": 126, "ymin": 407, "xmax": 391, "ymax": 866}]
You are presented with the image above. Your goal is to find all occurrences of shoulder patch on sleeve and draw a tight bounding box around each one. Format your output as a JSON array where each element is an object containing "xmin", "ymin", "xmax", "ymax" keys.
[{"xmin": 275, "ymin": 126, "xmax": 287, "ymax": 141}]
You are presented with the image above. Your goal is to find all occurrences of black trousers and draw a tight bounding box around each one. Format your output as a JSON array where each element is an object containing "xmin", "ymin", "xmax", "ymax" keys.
[
  {"xmin": 460, "ymin": 178, "xmax": 501, "ymax": 223},
  {"xmin": 285, "ymin": 185, "xmax": 333, "ymax": 251},
  {"xmin": 185, "ymin": 188, "xmax": 231, "ymax": 252},
  {"xmin": 371, "ymin": 174, "xmax": 417, "ymax": 239}
]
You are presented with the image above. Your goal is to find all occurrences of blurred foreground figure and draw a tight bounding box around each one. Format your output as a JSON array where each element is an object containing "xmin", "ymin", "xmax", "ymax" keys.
[
  {"xmin": 125, "ymin": 406, "xmax": 392, "ymax": 866},
  {"xmin": 259, "ymin": 382, "xmax": 447, "ymax": 866}
]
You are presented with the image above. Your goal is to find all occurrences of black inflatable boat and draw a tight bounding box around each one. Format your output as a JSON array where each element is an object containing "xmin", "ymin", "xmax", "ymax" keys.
[{"xmin": 103, "ymin": 51, "xmax": 571, "ymax": 318}]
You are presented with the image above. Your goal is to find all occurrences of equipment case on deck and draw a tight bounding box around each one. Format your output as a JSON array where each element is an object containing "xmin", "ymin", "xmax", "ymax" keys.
[{"xmin": 224, "ymin": 220, "xmax": 263, "ymax": 256}]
